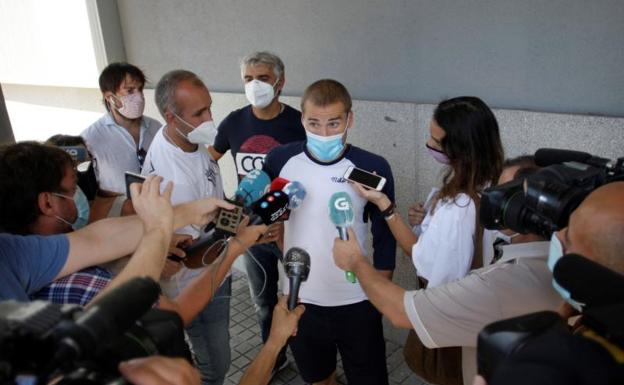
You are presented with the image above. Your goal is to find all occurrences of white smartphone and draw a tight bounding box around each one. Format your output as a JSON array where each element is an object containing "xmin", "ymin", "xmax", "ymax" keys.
[{"xmin": 344, "ymin": 166, "xmax": 386, "ymax": 191}]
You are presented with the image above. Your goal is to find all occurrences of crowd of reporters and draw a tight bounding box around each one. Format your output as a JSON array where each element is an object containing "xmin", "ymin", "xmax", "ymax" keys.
[{"xmin": 1, "ymin": 52, "xmax": 623, "ymax": 385}]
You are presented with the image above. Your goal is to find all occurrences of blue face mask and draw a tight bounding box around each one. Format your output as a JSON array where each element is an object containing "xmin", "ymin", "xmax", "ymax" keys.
[
  {"xmin": 547, "ymin": 233, "xmax": 583, "ymax": 311},
  {"xmin": 53, "ymin": 187, "xmax": 90, "ymax": 230},
  {"xmin": 305, "ymin": 129, "xmax": 346, "ymax": 162}
]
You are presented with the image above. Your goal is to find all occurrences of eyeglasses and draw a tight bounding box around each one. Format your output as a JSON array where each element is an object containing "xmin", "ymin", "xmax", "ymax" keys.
[{"xmin": 137, "ymin": 148, "xmax": 147, "ymax": 170}]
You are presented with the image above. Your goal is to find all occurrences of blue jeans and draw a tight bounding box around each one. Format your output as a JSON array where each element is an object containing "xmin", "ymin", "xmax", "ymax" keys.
[
  {"xmin": 243, "ymin": 243, "xmax": 281, "ymax": 343},
  {"xmin": 185, "ymin": 276, "xmax": 231, "ymax": 385}
]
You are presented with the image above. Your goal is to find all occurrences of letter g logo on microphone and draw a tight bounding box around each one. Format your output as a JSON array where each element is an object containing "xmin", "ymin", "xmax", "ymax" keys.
[{"xmin": 334, "ymin": 197, "xmax": 350, "ymax": 211}]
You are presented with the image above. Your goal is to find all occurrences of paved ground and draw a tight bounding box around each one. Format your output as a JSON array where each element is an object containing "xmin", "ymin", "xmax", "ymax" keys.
[{"xmin": 225, "ymin": 271, "xmax": 430, "ymax": 385}]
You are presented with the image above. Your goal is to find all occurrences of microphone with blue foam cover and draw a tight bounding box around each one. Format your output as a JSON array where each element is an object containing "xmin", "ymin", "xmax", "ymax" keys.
[
  {"xmin": 283, "ymin": 181, "xmax": 307, "ymax": 210},
  {"xmin": 328, "ymin": 191, "xmax": 357, "ymax": 283},
  {"xmin": 234, "ymin": 169, "xmax": 271, "ymax": 207},
  {"xmin": 186, "ymin": 170, "xmax": 271, "ymax": 260}
]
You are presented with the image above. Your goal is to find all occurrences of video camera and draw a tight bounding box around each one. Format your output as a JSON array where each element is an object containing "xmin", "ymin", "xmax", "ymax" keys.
[
  {"xmin": 0, "ymin": 277, "xmax": 190, "ymax": 385},
  {"xmin": 477, "ymin": 254, "xmax": 624, "ymax": 384},
  {"xmin": 480, "ymin": 148, "xmax": 624, "ymax": 237}
]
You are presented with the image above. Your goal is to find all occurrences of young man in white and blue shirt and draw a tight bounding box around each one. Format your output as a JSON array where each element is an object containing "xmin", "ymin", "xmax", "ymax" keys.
[{"xmin": 263, "ymin": 79, "xmax": 396, "ymax": 385}]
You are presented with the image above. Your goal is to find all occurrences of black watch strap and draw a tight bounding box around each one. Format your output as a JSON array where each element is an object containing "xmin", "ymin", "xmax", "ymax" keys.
[{"xmin": 380, "ymin": 202, "xmax": 395, "ymax": 219}]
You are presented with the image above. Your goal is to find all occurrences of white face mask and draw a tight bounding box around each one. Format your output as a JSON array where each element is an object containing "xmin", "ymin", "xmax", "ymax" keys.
[
  {"xmin": 109, "ymin": 92, "xmax": 145, "ymax": 119},
  {"xmin": 173, "ymin": 112, "xmax": 218, "ymax": 145},
  {"xmin": 245, "ymin": 79, "xmax": 278, "ymax": 109}
]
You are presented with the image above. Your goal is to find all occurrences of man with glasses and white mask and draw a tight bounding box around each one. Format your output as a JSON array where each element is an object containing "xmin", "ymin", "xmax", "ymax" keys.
[
  {"xmin": 82, "ymin": 62, "xmax": 161, "ymax": 196},
  {"xmin": 142, "ymin": 70, "xmax": 228, "ymax": 385},
  {"xmin": 208, "ymin": 51, "xmax": 306, "ymax": 375}
]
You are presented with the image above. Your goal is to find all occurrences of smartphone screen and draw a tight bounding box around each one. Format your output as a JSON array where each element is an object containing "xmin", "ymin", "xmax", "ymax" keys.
[
  {"xmin": 125, "ymin": 172, "xmax": 146, "ymax": 198},
  {"xmin": 345, "ymin": 167, "xmax": 385, "ymax": 190}
]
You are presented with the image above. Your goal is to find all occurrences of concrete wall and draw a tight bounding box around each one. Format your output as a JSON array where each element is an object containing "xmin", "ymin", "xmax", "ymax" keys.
[{"xmin": 117, "ymin": 0, "xmax": 624, "ymax": 117}]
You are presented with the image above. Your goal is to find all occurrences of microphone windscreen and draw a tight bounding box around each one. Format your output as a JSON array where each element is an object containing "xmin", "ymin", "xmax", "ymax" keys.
[
  {"xmin": 283, "ymin": 181, "xmax": 307, "ymax": 209},
  {"xmin": 534, "ymin": 148, "xmax": 591, "ymax": 167},
  {"xmin": 235, "ymin": 169, "xmax": 271, "ymax": 206},
  {"xmin": 328, "ymin": 191, "xmax": 354, "ymax": 227},
  {"xmin": 284, "ymin": 247, "xmax": 311, "ymax": 280},
  {"xmin": 553, "ymin": 253, "xmax": 624, "ymax": 307},
  {"xmin": 270, "ymin": 177, "xmax": 290, "ymax": 192}
]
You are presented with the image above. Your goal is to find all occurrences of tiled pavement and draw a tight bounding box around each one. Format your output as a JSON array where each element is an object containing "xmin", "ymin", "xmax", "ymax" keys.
[{"xmin": 225, "ymin": 271, "xmax": 430, "ymax": 385}]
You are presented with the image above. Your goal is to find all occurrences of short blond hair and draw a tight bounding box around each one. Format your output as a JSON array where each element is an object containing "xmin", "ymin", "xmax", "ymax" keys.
[{"xmin": 301, "ymin": 79, "xmax": 352, "ymax": 113}]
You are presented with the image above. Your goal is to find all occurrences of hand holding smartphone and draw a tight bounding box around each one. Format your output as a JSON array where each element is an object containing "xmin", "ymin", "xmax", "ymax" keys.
[
  {"xmin": 343, "ymin": 166, "xmax": 386, "ymax": 191},
  {"xmin": 125, "ymin": 171, "xmax": 147, "ymax": 198}
]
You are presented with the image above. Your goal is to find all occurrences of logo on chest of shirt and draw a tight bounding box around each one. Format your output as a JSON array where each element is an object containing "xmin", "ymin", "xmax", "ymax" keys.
[
  {"xmin": 331, "ymin": 176, "xmax": 348, "ymax": 183},
  {"xmin": 205, "ymin": 160, "xmax": 219, "ymax": 185},
  {"xmin": 237, "ymin": 135, "xmax": 282, "ymax": 175},
  {"xmin": 236, "ymin": 153, "xmax": 267, "ymax": 175}
]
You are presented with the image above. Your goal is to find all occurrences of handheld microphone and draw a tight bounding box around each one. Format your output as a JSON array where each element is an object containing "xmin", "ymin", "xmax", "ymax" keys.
[
  {"xmin": 234, "ymin": 169, "xmax": 271, "ymax": 207},
  {"xmin": 249, "ymin": 190, "xmax": 291, "ymax": 225},
  {"xmin": 328, "ymin": 192, "xmax": 357, "ymax": 283},
  {"xmin": 553, "ymin": 253, "xmax": 624, "ymax": 308},
  {"xmin": 210, "ymin": 169, "xmax": 271, "ymax": 239},
  {"xmin": 270, "ymin": 177, "xmax": 290, "ymax": 192},
  {"xmin": 534, "ymin": 148, "xmax": 611, "ymax": 168},
  {"xmin": 284, "ymin": 247, "xmax": 311, "ymax": 310},
  {"xmin": 283, "ymin": 181, "xmax": 307, "ymax": 210}
]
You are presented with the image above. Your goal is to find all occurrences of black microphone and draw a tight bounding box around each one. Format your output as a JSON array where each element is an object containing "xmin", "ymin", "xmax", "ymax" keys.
[
  {"xmin": 535, "ymin": 148, "xmax": 610, "ymax": 168},
  {"xmin": 553, "ymin": 253, "xmax": 624, "ymax": 308},
  {"xmin": 284, "ymin": 247, "xmax": 311, "ymax": 310},
  {"xmin": 46, "ymin": 277, "xmax": 160, "ymax": 375},
  {"xmin": 249, "ymin": 190, "xmax": 291, "ymax": 225}
]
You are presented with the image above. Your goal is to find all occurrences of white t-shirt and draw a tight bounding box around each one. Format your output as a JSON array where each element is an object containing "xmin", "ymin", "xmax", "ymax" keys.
[
  {"xmin": 263, "ymin": 142, "xmax": 396, "ymax": 306},
  {"xmin": 82, "ymin": 113, "xmax": 161, "ymax": 194},
  {"xmin": 412, "ymin": 191, "xmax": 476, "ymax": 287},
  {"xmin": 404, "ymin": 241, "xmax": 559, "ymax": 385},
  {"xmin": 142, "ymin": 126, "xmax": 224, "ymax": 297}
]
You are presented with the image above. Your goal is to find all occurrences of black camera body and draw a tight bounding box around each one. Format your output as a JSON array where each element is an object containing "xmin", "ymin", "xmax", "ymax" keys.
[
  {"xmin": 477, "ymin": 254, "xmax": 624, "ymax": 384},
  {"xmin": 480, "ymin": 148, "xmax": 624, "ymax": 237},
  {"xmin": 0, "ymin": 278, "xmax": 189, "ymax": 385}
]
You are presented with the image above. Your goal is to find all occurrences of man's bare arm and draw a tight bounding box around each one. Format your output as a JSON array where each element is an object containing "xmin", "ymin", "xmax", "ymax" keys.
[
  {"xmin": 160, "ymin": 219, "xmax": 267, "ymax": 325},
  {"xmin": 60, "ymin": 194, "xmax": 234, "ymax": 280},
  {"xmin": 207, "ymin": 146, "xmax": 224, "ymax": 161},
  {"xmin": 239, "ymin": 296, "xmax": 305, "ymax": 385},
  {"xmin": 333, "ymin": 228, "xmax": 411, "ymax": 329}
]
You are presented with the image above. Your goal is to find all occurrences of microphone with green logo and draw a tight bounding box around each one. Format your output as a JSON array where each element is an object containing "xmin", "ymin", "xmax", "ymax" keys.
[{"xmin": 328, "ymin": 191, "xmax": 357, "ymax": 283}]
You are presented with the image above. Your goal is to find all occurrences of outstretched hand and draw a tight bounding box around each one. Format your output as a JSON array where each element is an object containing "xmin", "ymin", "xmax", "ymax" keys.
[
  {"xmin": 130, "ymin": 175, "xmax": 174, "ymax": 233},
  {"xmin": 408, "ymin": 202, "xmax": 426, "ymax": 227},
  {"xmin": 351, "ymin": 182, "xmax": 391, "ymax": 211},
  {"xmin": 267, "ymin": 295, "xmax": 306, "ymax": 348},
  {"xmin": 234, "ymin": 216, "xmax": 268, "ymax": 249},
  {"xmin": 184, "ymin": 198, "xmax": 237, "ymax": 228}
]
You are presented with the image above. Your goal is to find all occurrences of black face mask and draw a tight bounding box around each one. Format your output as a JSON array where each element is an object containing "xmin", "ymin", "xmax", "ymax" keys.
[{"xmin": 77, "ymin": 162, "xmax": 98, "ymax": 201}]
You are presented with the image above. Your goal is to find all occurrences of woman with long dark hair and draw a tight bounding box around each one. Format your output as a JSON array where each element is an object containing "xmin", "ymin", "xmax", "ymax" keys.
[{"xmin": 355, "ymin": 96, "xmax": 504, "ymax": 287}]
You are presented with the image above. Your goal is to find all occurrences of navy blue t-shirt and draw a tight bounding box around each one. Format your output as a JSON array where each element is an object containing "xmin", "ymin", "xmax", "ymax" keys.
[{"xmin": 214, "ymin": 104, "xmax": 306, "ymax": 178}]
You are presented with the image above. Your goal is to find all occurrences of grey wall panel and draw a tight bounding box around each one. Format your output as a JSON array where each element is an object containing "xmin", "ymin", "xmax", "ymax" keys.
[{"xmin": 117, "ymin": 0, "xmax": 624, "ymax": 116}]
